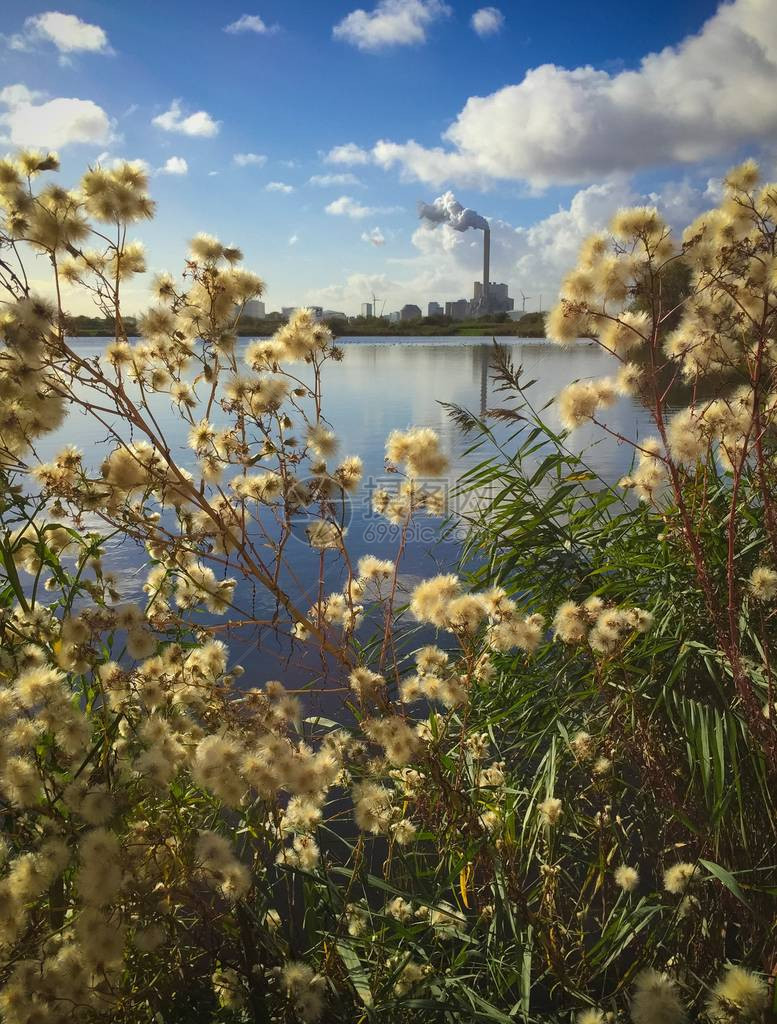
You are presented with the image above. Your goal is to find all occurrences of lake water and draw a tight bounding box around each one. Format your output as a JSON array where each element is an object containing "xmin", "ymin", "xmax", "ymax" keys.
[{"xmin": 38, "ymin": 336, "xmax": 659, "ymax": 685}]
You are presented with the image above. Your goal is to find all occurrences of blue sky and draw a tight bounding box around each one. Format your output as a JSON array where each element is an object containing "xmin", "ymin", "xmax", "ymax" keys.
[{"xmin": 1, "ymin": 0, "xmax": 775, "ymax": 314}]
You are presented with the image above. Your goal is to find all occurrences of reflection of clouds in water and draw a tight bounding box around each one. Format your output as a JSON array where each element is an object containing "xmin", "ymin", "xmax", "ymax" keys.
[
  {"xmin": 37, "ymin": 337, "xmax": 660, "ymax": 679},
  {"xmin": 45, "ymin": 337, "xmax": 657, "ymax": 488},
  {"xmin": 31, "ymin": 507, "xmax": 147, "ymax": 600},
  {"xmin": 322, "ymin": 338, "xmax": 659, "ymax": 487}
]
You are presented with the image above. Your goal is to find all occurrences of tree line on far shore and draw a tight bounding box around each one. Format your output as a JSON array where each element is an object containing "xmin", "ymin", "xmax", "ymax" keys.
[{"xmin": 64, "ymin": 310, "xmax": 548, "ymax": 339}]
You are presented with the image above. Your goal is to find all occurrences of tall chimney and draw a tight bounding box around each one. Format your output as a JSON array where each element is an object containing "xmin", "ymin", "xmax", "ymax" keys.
[{"xmin": 482, "ymin": 226, "xmax": 490, "ymax": 312}]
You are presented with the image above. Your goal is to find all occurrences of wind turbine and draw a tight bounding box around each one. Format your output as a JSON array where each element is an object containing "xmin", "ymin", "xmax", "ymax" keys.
[
  {"xmin": 371, "ymin": 292, "xmax": 386, "ymax": 318},
  {"xmin": 519, "ymin": 290, "xmax": 532, "ymax": 313}
]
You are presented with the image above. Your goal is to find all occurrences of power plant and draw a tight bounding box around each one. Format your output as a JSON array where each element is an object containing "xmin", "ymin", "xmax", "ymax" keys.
[
  {"xmin": 275, "ymin": 193, "xmax": 520, "ymax": 323},
  {"xmin": 418, "ymin": 192, "xmax": 513, "ymax": 316}
]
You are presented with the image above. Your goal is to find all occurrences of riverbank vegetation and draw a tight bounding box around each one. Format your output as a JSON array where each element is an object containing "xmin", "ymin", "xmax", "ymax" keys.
[
  {"xmin": 0, "ymin": 150, "xmax": 775, "ymax": 1023},
  {"xmin": 329, "ymin": 311, "xmax": 546, "ymax": 338},
  {"xmin": 65, "ymin": 310, "xmax": 547, "ymax": 339}
]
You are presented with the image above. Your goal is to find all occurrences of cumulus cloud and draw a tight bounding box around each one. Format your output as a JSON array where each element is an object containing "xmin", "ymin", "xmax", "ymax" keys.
[
  {"xmin": 266, "ymin": 181, "xmax": 294, "ymax": 193},
  {"xmin": 326, "ymin": 196, "xmax": 373, "ymax": 219},
  {"xmin": 373, "ymin": 0, "xmax": 777, "ymax": 187},
  {"xmin": 224, "ymin": 14, "xmax": 279, "ymax": 34},
  {"xmin": 373, "ymin": 139, "xmax": 476, "ymax": 185},
  {"xmin": 471, "ymin": 7, "xmax": 504, "ymax": 37},
  {"xmin": 94, "ymin": 155, "xmax": 150, "ymax": 173},
  {"xmin": 159, "ymin": 156, "xmax": 188, "ymax": 175},
  {"xmin": 0, "ymin": 85, "xmax": 112, "ymax": 148},
  {"xmin": 325, "ymin": 143, "xmax": 371, "ymax": 165},
  {"xmin": 308, "ymin": 172, "xmax": 364, "ymax": 187},
  {"xmin": 362, "ymin": 226, "xmax": 386, "ymax": 245},
  {"xmin": 333, "ymin": 0, "xmax": 451, "ymax": 51},
  {"xmin": 153, "ymin": 100, "xmax": 219, "ymax": 138},
  {"xmin": 0, "ymin": 84, "xmax": 43, "ymax": 106},
  {"xmin": 234, "ymin": 152, "xmax": 267, "ymax": 167},
  {"xmin": 325, "ymin": 196, "xmax": 400, "ymax": 219},
  {"xmin": 8, "ymin": 11, "xmax": 112, "ymax": 57},
  {"xmin": 315, "ymin": 175, "xmax": 719, "ymax": 313},
  {"xmin": 309, "ymin": 272, "xmax": 395, "ymax": 311}
]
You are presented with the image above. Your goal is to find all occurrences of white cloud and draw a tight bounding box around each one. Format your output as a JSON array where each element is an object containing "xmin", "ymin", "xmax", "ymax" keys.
[
  {"xmin": 325, "ymin": 196, "xmax": 374, "ymax": 219},
  {"xmin": 471, "ymin": 7, "xmax": 504, "ymax": 37},
  {"xmin": 362, "ymin": 226, "xmax": 386, "ymax": 245},
  {"xmin": 266, "ymin": 181, "xmax": 294, "ymax": 193},
  {"xmin": 333, "ymin": 0, "xmax": 450, "ymax": 51},
  {"xmin": 373, "ymin": 138, "xmax": 476, "ymax": 185},
  {"xmin": 326, "ymin": 195, "xmax": 401, "ymax": 218},
  {"xmin": 9, "ymin": 11, "xmax": 112, "ymax": 56},
  {"xmin": 233, "ymin": 152, "xmax": 267, "ymax": 167},
  {"xmin": 308, "ymin": 172, "xmax": 364, "ymax": 187},
  {"xmin": 315, "ymin": 175, "xmax": 717, "ymax": 314},
  {"xmin": 0, "ymin": 85, "xmax": 43, "ymax": 106},
  {"xmin": 325, "ymin": 143, "xmax": 371, "ymax": 165},
  {"xmin": 372, "ymin": 0, "xmax": 777, "ymax": 188},
  {"xmin": 310, "ymin": 272, "xmax": 394, "ymax": 312},
  {"xmin": 224, "ymin": 14, "xmax": 277, "ymax": 34},
  {"xmin": 159, "ymin": 156, "xmax": 188, "ymax": 175},
  {"xmin": 0, "ymin": 86, "xmax": 112, "ymax": 148},
  {"xmin": 153, "ymin": 100, "xmax": 219, "ymax": 138},
  {"xmin": 289, "ymin": 234, "xmax": 299, "ymax": 245},
  {"xmin": 94, "ymin": 155, "xmax": 150, "ymax": 173}
]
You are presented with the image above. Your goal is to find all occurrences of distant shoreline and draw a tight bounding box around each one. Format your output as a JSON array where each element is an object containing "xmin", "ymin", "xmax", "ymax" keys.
[
  {"xmin": 65, "ymin": 311, "xmax": 547, "ymax": 339},
  {"xmin": 67, "ymin": 334, "xmax": 553, "ymax": 345}
]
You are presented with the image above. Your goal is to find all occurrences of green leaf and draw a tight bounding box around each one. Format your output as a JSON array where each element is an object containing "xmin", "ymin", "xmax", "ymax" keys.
[
  {"xmin": 699, "ymin": 858, "xmax": 749, "ymax": 907},
  {"xmin": 336, "ymin": 940, "xmax": 373, "ymax": 1008}
]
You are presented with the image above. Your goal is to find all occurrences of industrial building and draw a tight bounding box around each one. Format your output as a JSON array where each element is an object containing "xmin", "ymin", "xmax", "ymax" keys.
[
  {"xmin": 473, "ymin": 280, "xmax": 514, "ymax": 314},
  {"xmin": 419, "ymin": 193, "xmax": 515, "ymax": 316},
  {"xmin": 445, "ymin": 299, "xmax": 470, "ymax": 319}
]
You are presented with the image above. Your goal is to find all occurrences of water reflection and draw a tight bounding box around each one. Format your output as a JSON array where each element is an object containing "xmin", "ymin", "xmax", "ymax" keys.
[{"xmin": 37, "ymin": 336, "xmax": 661, "ymax": 684}]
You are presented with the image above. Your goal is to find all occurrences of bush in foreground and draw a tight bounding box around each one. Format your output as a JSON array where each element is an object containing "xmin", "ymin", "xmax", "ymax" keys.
[{"xmin": 0, "ymin": 151, "xmax": 773, "ymax": 1021}]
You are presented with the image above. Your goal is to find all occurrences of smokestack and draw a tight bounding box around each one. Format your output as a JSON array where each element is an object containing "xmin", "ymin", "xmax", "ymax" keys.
[
  {"xmin": 418, "ymin": 192, "xmax": 491, "ymax": 313},
  {"xmin": 483, "ymin": 226, "xmax": 490, "ymax": 313}
]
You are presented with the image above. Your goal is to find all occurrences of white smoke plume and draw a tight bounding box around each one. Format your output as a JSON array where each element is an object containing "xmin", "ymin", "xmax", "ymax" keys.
[{"xmin": 418, "ymin": 191, "xmax": 489, "ymax": 232}]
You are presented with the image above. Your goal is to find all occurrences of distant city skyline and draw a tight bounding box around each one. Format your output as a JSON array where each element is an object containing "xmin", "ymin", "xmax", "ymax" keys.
[{"xmin": 1, "ymin": 0, "xmax": 772, "ymax": 316}]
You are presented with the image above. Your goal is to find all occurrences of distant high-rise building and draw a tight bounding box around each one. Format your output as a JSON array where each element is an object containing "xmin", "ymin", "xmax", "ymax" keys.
[
  {"xmin": 400, "ymin": 304, "xmax": 422, "ymax": 321},
  {"xmin": 322, "ymin": 309, "xmax": 346, "ymax": 321},
  {"xmin": 360, "ymin": 302, "xmax": 373, "ymax": 318},
  {"xmin": 428, "ymin": 301, "xmax": 443, "ymax": 317},
  {"xmin": 388, "ymin": 311, "xmax": 401, "ymax": 323},
  {"xmin": 445, "ymin": 299, "xmax": 470, "ymax": 320},
  {"xmin": 243, "ymin": 299, "xmax": 266, "ymax": 318},
  {"xmin": 281, "ymin": 307, "xmax": 297, "ymax": 318}
]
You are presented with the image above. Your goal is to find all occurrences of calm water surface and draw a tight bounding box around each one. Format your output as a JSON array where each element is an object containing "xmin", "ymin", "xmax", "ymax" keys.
[{"xmin": 38, "ymin": 337, "xmax": 657, "ymax": 682}]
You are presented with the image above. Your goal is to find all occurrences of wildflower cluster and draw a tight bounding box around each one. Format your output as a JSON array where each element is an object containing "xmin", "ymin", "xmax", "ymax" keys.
[{"xmin": 0, "ymin": 148, "xmax": 773, "ymax": 1024}]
